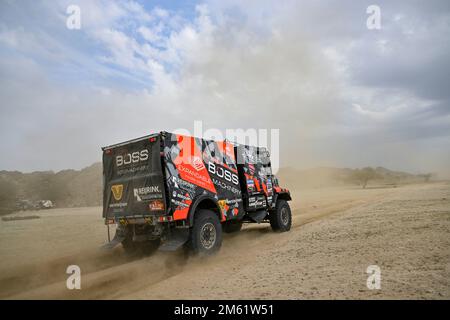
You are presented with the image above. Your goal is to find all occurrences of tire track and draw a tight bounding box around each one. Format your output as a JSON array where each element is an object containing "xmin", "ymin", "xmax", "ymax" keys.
[{"xmin": 1, "ymin": 187, "xmax": 395, "ymax": 299}]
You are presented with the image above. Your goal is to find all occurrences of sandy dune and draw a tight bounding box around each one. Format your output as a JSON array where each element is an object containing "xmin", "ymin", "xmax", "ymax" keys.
[{"xmin": 0, "ymin": 182, "xmax": 449, "ymax": 299}]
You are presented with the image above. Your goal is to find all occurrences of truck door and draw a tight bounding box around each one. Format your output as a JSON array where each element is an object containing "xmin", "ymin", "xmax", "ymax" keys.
[{"xmin": 236, "ymin": 145, "xmax": 273, "ymax": 211}]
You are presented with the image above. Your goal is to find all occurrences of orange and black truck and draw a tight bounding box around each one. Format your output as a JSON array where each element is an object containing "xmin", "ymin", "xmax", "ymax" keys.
[{"xmin": 102, "ymin": 132, "xmax": 291, "ymax": 255}]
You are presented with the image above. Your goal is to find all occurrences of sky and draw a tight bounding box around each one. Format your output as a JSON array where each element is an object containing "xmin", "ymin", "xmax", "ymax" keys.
[{"xmin": 0, "ymin": 0, "xmax": 449, "ymax": 176}]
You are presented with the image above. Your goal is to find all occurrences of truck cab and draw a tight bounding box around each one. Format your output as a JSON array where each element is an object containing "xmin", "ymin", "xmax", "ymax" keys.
[{"xmin": 102, "ymin": 132, "xmax": 292, "ymax": 255}]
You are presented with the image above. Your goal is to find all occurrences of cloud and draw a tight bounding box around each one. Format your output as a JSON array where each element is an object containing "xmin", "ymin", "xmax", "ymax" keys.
[{"xmin": 0, "ymin": 0, "xmax": 449, "ymax": 177}]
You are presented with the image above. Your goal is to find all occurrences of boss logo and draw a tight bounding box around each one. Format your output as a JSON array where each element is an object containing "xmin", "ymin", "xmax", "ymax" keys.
[
  {"xmin": 208, "ymin": 162, "xmax": 239, "ymax": 185},
  {"xmin": 116, "ymin": 149, "xmax": 149, "ymax": 167}
]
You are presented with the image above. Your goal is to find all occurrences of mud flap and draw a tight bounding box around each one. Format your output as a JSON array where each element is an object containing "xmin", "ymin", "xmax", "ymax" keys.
[
  {"xmin": 158, "ymin": 228, "xmax": 190, "ymax": 251},
  {"xmin": 100, "ymin": 233, "xmax": 125, "ymax": 251}
]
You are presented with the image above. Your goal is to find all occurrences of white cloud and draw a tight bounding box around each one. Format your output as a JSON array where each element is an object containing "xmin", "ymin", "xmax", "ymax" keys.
[
  {"xmin": 138, "ymin": 25, "xmax": 162, "ymax": 43},
  {"xmin": 0, "ymin": 0, "xmax": 449, "ymax": 176}
]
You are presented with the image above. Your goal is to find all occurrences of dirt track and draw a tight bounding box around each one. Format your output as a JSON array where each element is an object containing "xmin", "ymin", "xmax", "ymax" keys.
[{"xmin": 0, "ymin": 182, "xmax": 449, "ymax": 299}]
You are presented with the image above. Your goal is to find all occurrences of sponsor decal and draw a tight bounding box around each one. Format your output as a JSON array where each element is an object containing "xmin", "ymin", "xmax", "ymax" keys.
[
  {"xmin": 117, "ymin": 165, "xmax": 149, "ymax": 176},
  {"xmin": 133, "ymin": 186, "xmax": 162, "ymax": 202},
  {"xmin": 192, "ymin": 156, "xmax": 205, "ymax": 171},
  {"xmin": 208, "ymin": 162, "xmax": 239, "ymax": 185},
  {"xmin": 171, "ymin": 199, "xmax": 191, "ymax": 208},
  {"xmin": 248, "ymin": 195, "xmax": 267, "ymax": 208},
  {"xmin": 173, "ymin": 135, "xmax": 216, "ymax": 193},
  {"xmin": 149, "ymin": 199, "xmax": 165, "ymax": 211},
  {"xmin": 171, "ymin": 189, "xmax": 193, "ymax": 220},
  {"xmin": 111, "ymin": 184, "xmax": 123, "ymax": 201},
  {"xmin": 172, "ymin": 176, "xmax": 196, "ymax": 191},
  {"xmin": 109, "ymin": 202, "xmax": 127, "ymax": 208},
  {"xmin": 173, "ymin": 192, "xmax": 191, "ymax": 201},
  {"xmin": 217, "ymin": 199, "xmax": 229, "ymax": 220},
  {"xmin": 218, "ymin": 199, "xmax": 228, "ymax": 214},
  {"xmin": 116, "ymin": 149, "xmax": 149, "ymax": 167},
  {"xmin": 178, "ymin": 163, "xmax": 216, "ymax": 193},
  {"xmin": 247, "ymin": 179, "xmax": 255, "ymax": 192},
  {"xmin": 212, "ymin": 178, "xmax": 241, "ymax": 195},
  {"xmin": 217, "ymin": 198, "xmax": 242, "ymax": 218},
  {"xmin": 219, "ymin": 198, "xmax": 242, "ymax": 205}
]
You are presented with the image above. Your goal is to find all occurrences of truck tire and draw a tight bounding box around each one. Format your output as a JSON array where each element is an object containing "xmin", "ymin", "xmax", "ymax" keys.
[
  {"xmin": 222, "ymin": 221, "xmax": 243, "ymax": 233},
  {"xmin": 269, "ymin": 199, "xmax": 292, "ymax": 232},
  {"xmin": 189, "ymin": 209, "xmax": 222, "ymax": 255}
]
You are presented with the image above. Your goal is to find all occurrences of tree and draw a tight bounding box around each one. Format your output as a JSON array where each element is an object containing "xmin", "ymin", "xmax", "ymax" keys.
[{"xmin": 352, "ymin": 167, "xmax": 379, "ymax": 189}]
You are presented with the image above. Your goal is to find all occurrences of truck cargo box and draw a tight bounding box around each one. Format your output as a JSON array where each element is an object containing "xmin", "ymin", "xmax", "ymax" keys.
[
  {"xmin": 162, "ymin": 132, "xmax": 244, "ymax": 221},
  {"xmin": 102, "ymin": 134, "xmax": 166, "ymax": 219}
]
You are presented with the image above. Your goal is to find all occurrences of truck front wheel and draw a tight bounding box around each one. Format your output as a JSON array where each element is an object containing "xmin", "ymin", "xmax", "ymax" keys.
[
  {"xmin": 269, "ymin": 199, "xmax": 292, "ymax": 232},
  {"xmin": 189, "ymin": 209, "xmax": 222, "ymax": 255}
]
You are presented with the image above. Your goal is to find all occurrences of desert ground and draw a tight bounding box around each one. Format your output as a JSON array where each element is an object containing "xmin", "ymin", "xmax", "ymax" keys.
[{"xmin": 0, "ymin": 182, "xmax": 449, "ymax": 299}]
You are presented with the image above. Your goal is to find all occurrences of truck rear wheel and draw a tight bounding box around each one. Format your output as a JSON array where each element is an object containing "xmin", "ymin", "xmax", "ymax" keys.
[
  {"xmin": 222, "ymin": 220, "xmax": 243, "ymax": 233},
  {"xmin": 269, "ymin": 199, "xmax": 292, "ymax": 232},
  {"xmin": 189, "ymin": 209, "xmax": 222, "ymax": 255}
]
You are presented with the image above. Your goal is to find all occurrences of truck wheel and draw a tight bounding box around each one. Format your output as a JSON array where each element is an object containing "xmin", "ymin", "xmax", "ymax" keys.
[
  {"xmin": 189, "ymin": 209, "xmax": 222, "ymax": 255},
  {"xmin": 222, "ymin": 221, "xmax": 243, "ymax": 233},
  {"xmin": 269, "ymin": 200, "xmax": 292, "ymax": 232}
]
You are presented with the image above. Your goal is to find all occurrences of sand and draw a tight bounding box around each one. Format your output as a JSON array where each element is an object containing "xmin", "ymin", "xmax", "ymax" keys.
[{"xmin": 0, "ymin": 182, "xmax": 449, "ymax": 299}]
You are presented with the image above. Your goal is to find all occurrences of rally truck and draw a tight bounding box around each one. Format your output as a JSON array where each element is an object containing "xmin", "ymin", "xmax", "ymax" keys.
[{"xmin": 102, "ymin": 132, "xmax": 292, "ymax": 255}]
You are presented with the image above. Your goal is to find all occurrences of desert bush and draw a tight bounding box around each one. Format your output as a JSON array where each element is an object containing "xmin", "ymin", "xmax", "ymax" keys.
[{"xmin": 351, "ymin": 167, "xmax": 381, "ymax": 188}]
